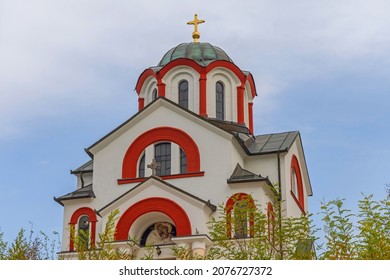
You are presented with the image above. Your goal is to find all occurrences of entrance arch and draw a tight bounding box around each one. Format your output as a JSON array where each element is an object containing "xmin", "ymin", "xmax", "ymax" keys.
[{"xmin": 114, "ymin": 197, "xmax": 192, "ymax": 240}]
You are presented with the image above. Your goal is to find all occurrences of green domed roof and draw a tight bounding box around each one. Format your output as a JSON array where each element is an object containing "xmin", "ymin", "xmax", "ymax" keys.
[{"xmin": 158, "ymin": 42, "xmax": 233, "ymax": 67}]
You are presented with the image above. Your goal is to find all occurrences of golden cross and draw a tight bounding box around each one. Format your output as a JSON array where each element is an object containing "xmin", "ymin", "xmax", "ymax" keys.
[{"xmin": 187, "ymin": 14, "xmax": 205, "ymax": 42}]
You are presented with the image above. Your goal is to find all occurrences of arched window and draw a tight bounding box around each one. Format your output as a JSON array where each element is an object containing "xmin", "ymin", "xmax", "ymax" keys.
[
  {"xmin": 155, "ymin": 143, "xmax": 171, "ymax": 176},
  {"xmin": 69, "ymin": 207, "xmax": 97, "ymax": 251},
  {"xmin": 78, "ymin": 215, "xmax": 90, "ymax": 248},
  {"xmin": 226, "ymin": 193, "xmax": 254, "ymax": 239},
  {"xmin": 291, "ymin": 155, "xmax": 305, "ymax": 212},
  {"xmin": 234, "ymin": 200, "xmax": 248, "ymax": 238},
  {"xmin": 180, "ymin": 148, "xmax": 187, "ymax": 174},
  {"xmin": 291, "ymin": 168, "xmax": 298, "ymax": 198},
  {"xmin": 178, "ymin": 80, "xmax": 188, "ymax": 109},
  {"xmin": 216, "ymin": 82, "xmax": 224, "ymax": 120},
  {"xmin": 152, "ymin": 88, "xmax": 158, "ymax": 101},
  {"xmin": 138, "ymin": 153, "xmax": 145, "ymax": 178}
]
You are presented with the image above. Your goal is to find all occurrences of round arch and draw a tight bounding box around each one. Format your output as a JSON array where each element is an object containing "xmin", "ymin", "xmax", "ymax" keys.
[
  {"xmin": 69, "ymin": 207, "xmax": 97, "ymax": 251},
  {"xmin": 122, "ymin": 126, "xmax": 201, "ymax": 179},
  {"xmin": 226, "ymin": 193, "xmax": 255, "ymax": 238},
  {"xmin": 114, "ymin": 197, "xmax": 192, "ymax": 240}
]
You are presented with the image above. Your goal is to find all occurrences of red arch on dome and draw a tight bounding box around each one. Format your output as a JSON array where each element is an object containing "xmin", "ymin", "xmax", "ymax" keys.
[
  {"xmin": 206, "ymin": 60, "xmax": 247, "ymax": 84},
  {"xmin": 122, "ymin": 126, "xmax": 201, "ymax": 179},
  {"xmin": 246, "ymin": 73, "xmax": 257, "ymax": 98},
  {"xmin": 157, "ymin": 58, "xmax": 205, "ymax": 78},
  {"xmin": 135, "ymin": 69, "xmax": 157, "ymax": 94},
  {"xmin": 69, "ymin": 207, "xmax": 97, "ymax": 251},
  {"xmin": 114, "ymin": 197, "xmax": 192, "ymax": 240}
]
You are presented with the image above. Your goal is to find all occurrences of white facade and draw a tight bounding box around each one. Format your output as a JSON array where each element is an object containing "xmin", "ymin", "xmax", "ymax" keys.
[{"xmin": 55, "ymin": 41, "xmax": 312, "ymax": 259}]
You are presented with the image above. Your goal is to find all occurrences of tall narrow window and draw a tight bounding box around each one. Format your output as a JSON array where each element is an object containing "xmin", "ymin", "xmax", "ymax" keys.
[
  {"xmin": 78, "ymin": 215, "xmax": 90, "ymax": 248},
  {"xmin": 216, "ymin": 82, "xmax": 224, "ymax": 120},
  {"xmin": 138, "ymin": 153, "xmax": 145, "ymax": 178},
  {"xmin": 155, "ymin": 143, "xmax": 171, "ymax": 176},
  {"xmin": 179, "ymin": 80, "xmax": 188, "ymax": 109},
  {"xmin": 180, "ymin": 148, "xmax": 187, "ymax": 174},
  {"xmin": 152, "ymin": 88, "xmax": 158, "ymax": 101},
  {"xmin": 291, "ymin": 168, "xmax": 298, "ymax": 198},
  {"xmin": 291, "ymin": 155, "xmax": 305, "ymax": 212},
  {"xmin": 234, "ymin": 200, "xmax": 248, "ymax": 238}
]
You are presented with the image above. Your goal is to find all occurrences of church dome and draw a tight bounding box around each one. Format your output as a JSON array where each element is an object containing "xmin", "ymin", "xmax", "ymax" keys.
[{"xmin": 158, "ymin": 42, "xmax": 233, "ymax": 67}]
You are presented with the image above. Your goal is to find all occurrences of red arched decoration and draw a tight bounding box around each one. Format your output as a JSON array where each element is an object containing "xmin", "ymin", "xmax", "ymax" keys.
[
  {"xmin": 246, "ymin": 73, "xmax": 257, "ymax": 98},
  {"xmin": 157, "ymin": 58, "xmax": 204, "ymax": 78},
  {"xmin": 135, "ymin": 69, "xmax": 157, "ymax": 94},
  {"xmin": 69, "ymin": 207, "xmax": 97, "ymax": 251},
  {"xmin": 135, "ymin": 58, "xmax": 255, "ymax": 118},
  {"xmin": 291, "ymin": 155, "xmax": 305, "ymax": 212},
  {"xmin": 267, "ymin": 202, "xmax": 275, "ymax": 244},
  {"xmin": 122, "ymin": 126, "xmax": 201, "ymax": 179},
  {"xmin": 206, "ymin": 60, "xmax": 246, "ymax": 84},
  {"xmin": 226, "ymin": 193, "xmax": 255, "ymax": 238},
  {"xmin": 115, "ymin": 197, "xmax": 192, "ymax": 240}
]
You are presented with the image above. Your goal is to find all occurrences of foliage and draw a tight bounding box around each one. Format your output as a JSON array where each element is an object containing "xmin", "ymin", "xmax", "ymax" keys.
[
  {"xmin": 71, "ymin": 209, "xmax": 154, "ymax": 260},
  {"xmin": 320, "ymin": 199, "xmax": 356, "ymax": 259},
  {"xmin": 0, "ymin": 224, "xmax": 60, "ymax": 260},
  {"xmin": 356, "ymin": 194, "xmax": 390, "ymax": 259},
  {"xmin": 205, "ymin": 198, "xmax": 273, "ymax": 260},
  {"xmin": 1, "ymin": 188, "xmax": 388, "ymax": 260},
  {"xmin": 319, "ymin": 194, "xmax": 390, "ymax": 260},
  {"xmin": 173, "ymin": 194, "xmax": 317, "ymax": 260}
]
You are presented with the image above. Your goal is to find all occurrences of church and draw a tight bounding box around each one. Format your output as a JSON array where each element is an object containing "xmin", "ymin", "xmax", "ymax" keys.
[{"xmin": 54, "ymin": 15, "xmax": 312, "ymax": 259}]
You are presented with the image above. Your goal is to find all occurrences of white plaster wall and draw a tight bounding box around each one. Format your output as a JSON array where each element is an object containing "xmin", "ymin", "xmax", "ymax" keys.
[
  {"xmin": 89, "ymin": 103, "xmax": 236, "ymax": 209},
  {"xmin": 59, "ymin": 199, "xmax": 94, "ymax": 251},
  {"xmin": 98, "ymin": 181, "xmax": 214, "ymax": 237},
  {"xmin": 245, "ymin": 154, "xmax": 279, "ymax": 185},
  {"xmin": 76, "ymin": 173, "xmax": 93, "ymax": 189},
  {"xmin": 226, "ymin": 181, "xmax": 275, "ymax": 214},
  {"xmin": 281, "ymin": 140, "xmax": 309, "ymax": 217},
  {"xmin": 60, "ymin": 102, "xmax": 309, "ymax": 251}
]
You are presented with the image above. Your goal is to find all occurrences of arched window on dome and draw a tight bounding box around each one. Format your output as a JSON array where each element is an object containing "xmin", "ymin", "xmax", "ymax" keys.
[
  {"xmin": 152, "ymin": 88, "xmax": 158, "ymax": 101},
  {"xmin": 178, "ymin": 80, "xmax": 188, "ymax": 109},
  {"xmin": 216, "ymin": 81, "xmax": 225, "ymax": 120},
  {"xmin": 138, "ymin": 153, "xmax": 145, "ymax": 178},
  {"xmin": 155, "ymin": 142, "xmax": 171, "ymax": 176}
]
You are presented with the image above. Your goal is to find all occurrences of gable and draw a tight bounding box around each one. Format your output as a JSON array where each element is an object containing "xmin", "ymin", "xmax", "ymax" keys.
[
  {"xmin": 87, "ymin": 97, "xmax": 234, "ymax": 156},
  {"xmin": 95, "ymin": 177, "xmax": 217, "ymax": 240}
]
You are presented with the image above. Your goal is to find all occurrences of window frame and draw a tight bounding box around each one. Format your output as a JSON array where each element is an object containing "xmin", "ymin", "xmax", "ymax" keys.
[
  {"xmin": 152, "ymin": 88, "xmax": 158, "ymax": 101},
  {"xmin": 179, "ymin": 148, "xmax": 187, "ymax": 174},
  {"xmin": 216, "ymin": 81, "xmax": 225, "ymax": 120},
  {"xmin": 226, "ymin": 193, "xmax": 255, "ymax": 239},
  {"xmin": 154, "ymin": 142, "xmax": 171, "ymax": 176},
  {"xmin": 138, "ymin": 153, "xmax": 145, "ymax": 178},
  {"xmin": 178, "ymin": 80, "xmax": 189, "ymax": 109}
]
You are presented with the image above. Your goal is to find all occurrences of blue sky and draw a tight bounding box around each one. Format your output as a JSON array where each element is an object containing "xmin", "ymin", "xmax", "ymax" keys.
[{"xmin": 1, "ymin": 0, "xmax": 389, "ymax": 245}]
